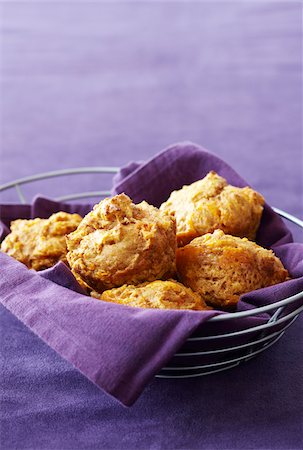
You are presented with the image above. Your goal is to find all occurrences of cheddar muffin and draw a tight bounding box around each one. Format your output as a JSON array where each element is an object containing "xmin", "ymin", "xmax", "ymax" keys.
[
  {"xmin": 176, "ymin": 229, "xmax": 289, "ymax": 309},
  {"xmin": 160, "ymin": 171, "xmax": 264, "ymax": 246},
  {"xmin": 66, "ymin": 194, "xmax": 177, "ymax": 292},
  {"xmin": 91, "ymin": 279, "xmax": 211, "ymax": 311},
  {"xmin": 1, "ymin": 212, "xmax": 82, "ymax": 270}
]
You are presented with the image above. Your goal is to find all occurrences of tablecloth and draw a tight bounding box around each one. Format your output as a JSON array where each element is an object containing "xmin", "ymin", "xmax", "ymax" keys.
[{"xmin": 1, "ymin": 2, "xmax": 302, "ymax": 449}]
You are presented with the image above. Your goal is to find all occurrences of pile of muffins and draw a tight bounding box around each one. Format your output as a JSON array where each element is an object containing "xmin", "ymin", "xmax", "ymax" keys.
[{"xmin": 1, "ymin": 171, "xmax": 289, "ymax": 311}]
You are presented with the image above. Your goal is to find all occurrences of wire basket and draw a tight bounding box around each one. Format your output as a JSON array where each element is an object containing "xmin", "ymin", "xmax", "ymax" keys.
[{"xmin": 1, "ymin": 167, "xmax": 302, "ymax": 379}]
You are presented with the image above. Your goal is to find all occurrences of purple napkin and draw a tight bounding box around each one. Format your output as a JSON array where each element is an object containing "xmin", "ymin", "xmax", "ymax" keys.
[{"xmin": 1, "ymin": 142, "xmax": 302, "ymax": 406}]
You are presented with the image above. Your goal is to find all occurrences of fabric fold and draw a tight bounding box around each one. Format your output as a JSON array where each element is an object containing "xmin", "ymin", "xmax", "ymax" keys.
[{"xmin": 0, "ymin": 253, "xmax": 217, "ymax": 406}]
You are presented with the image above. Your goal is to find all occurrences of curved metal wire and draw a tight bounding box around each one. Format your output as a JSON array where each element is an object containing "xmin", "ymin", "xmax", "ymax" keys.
[
  {"xmin": 205, "ymin": 291, "xmax": 303, "ymax": 324},
  {"xmin": 161, "ymin": 331, "xmax": 285, "ymax": 371},
  {"xmin": 174, "ymin": 315, "xmax": 297, "ymax": 356},
  {"xmin": 157, "ymin": 312, "xmax": 300, "ymax": 377},
  {"xmin": 0, "ymin": 167, "xmax": 119, "ymax": 190},
  {"xmin": 0, "ymin": 167, "xmax": 119, "ymax": 204},
  {"xmin": 272, "ymin": 207, "xmax": 303, "ymax": 228},
  {"xmin": 189, "ymin": 306, "xmax": 303, "ymax": 341},
  {"xmin": 157, "ymin": 362, "xmax": 243, "ymax": 379},
  {"xmin": 1, "ymin": 166, "xmax": 302, "ymax": 378}
]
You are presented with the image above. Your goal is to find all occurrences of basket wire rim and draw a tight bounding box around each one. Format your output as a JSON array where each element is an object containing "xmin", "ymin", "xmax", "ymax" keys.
[
  {"xmin": 174, "ymin": 315, "xmax": 297, "ymax": 356},
  {"xmin": 161, "ymin": 331, "xmax": 286, "ymax": 371}
]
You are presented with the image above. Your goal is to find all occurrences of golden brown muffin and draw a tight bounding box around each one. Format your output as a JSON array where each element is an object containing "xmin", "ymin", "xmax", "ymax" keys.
[
  {"xmin": 33, "ymin": 212, "xmax": 83, "ymax": 270},
  {"xmin": 176, "ymin": 229, "xmax": 289, "ymax": 309},
  {"xmin": 1, "ymin": 218, "xmax": 46, "ymax": 269},
  {"xmin": 1, "ymin": 212, "xmax": 82, "ymax": 270},
  {"xmin": 66, "ymin": 193, "xmax": 177, "ymax": 292},
  {"xmin": 91, "ymin": 280, "xmax": 211, "ymax": 311},
  {"xmin": 160, "ymin": 171, "xmax": 265, "ymax": 246}
]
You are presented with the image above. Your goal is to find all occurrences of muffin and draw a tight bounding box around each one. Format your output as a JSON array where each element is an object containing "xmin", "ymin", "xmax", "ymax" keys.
[
  {"xmin": 1, "ymin": 212, "xmax": 82, "ymax": 270},
  {"xmin": 91, "ymin": 279, "xmax": 211, "ymax": 311},
  {"xmin": 66, "ymin": 193, "xmax": 177, "ymax": 292},
  {"xmin": 176, "ymin": 229, "xmax": 289, "ymax": 309},
  {"xmin": 160, "ymin": 171, "xmax": 265, "ymax": 246}
]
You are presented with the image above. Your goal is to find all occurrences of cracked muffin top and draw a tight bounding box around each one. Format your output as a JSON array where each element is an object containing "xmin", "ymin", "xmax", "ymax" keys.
[
  {"xmin": 160, "ymin": 171, "xmax": 265, "ymax": 246},
  {"xmin": 66, "ymin": 193, "xmax": 177, "ymax": 292}
]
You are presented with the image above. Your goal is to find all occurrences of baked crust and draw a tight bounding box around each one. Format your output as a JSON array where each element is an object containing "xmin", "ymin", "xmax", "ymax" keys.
[
  {"xmin": 176, "ymin": 229, "xmax": 289, "ymax": 309},
  {"xmin": 66, "ymin": 194, "xmax": 177, "ymax": 292},
  {"xmin": 91, "ymin": 279, "xmax": 211, "ymax": 310},
  {"xmin": 1, "ymin": 212, "xmax": 82, "ymax": 270},
  {"xmin": 160, "ymin": 171, "xmax": 265, "ymax": 246}
]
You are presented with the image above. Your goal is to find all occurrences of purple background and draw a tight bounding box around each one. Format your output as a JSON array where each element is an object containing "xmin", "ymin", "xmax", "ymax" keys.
[{"xmin": 1, "ymin": 2, "xmax": 302, "ymax": 449}]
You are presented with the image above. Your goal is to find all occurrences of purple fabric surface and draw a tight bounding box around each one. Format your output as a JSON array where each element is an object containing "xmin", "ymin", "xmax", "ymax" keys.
[
  {"xmin": 0, "ymin": 252, "xmax": 217, "ymax": 406},
  {"xmin": 1, "ymin": 145, "xmax": 303, "ymax": 408},
  {"xmin": 1, "ymin": 2, "xmax": 302, "ymax": 449}
]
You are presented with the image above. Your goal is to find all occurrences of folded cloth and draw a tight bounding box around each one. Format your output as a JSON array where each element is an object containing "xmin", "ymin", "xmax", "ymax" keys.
[{"xmin": 1, "ymin": 142, "xmax": 302, "ymax": 406}]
